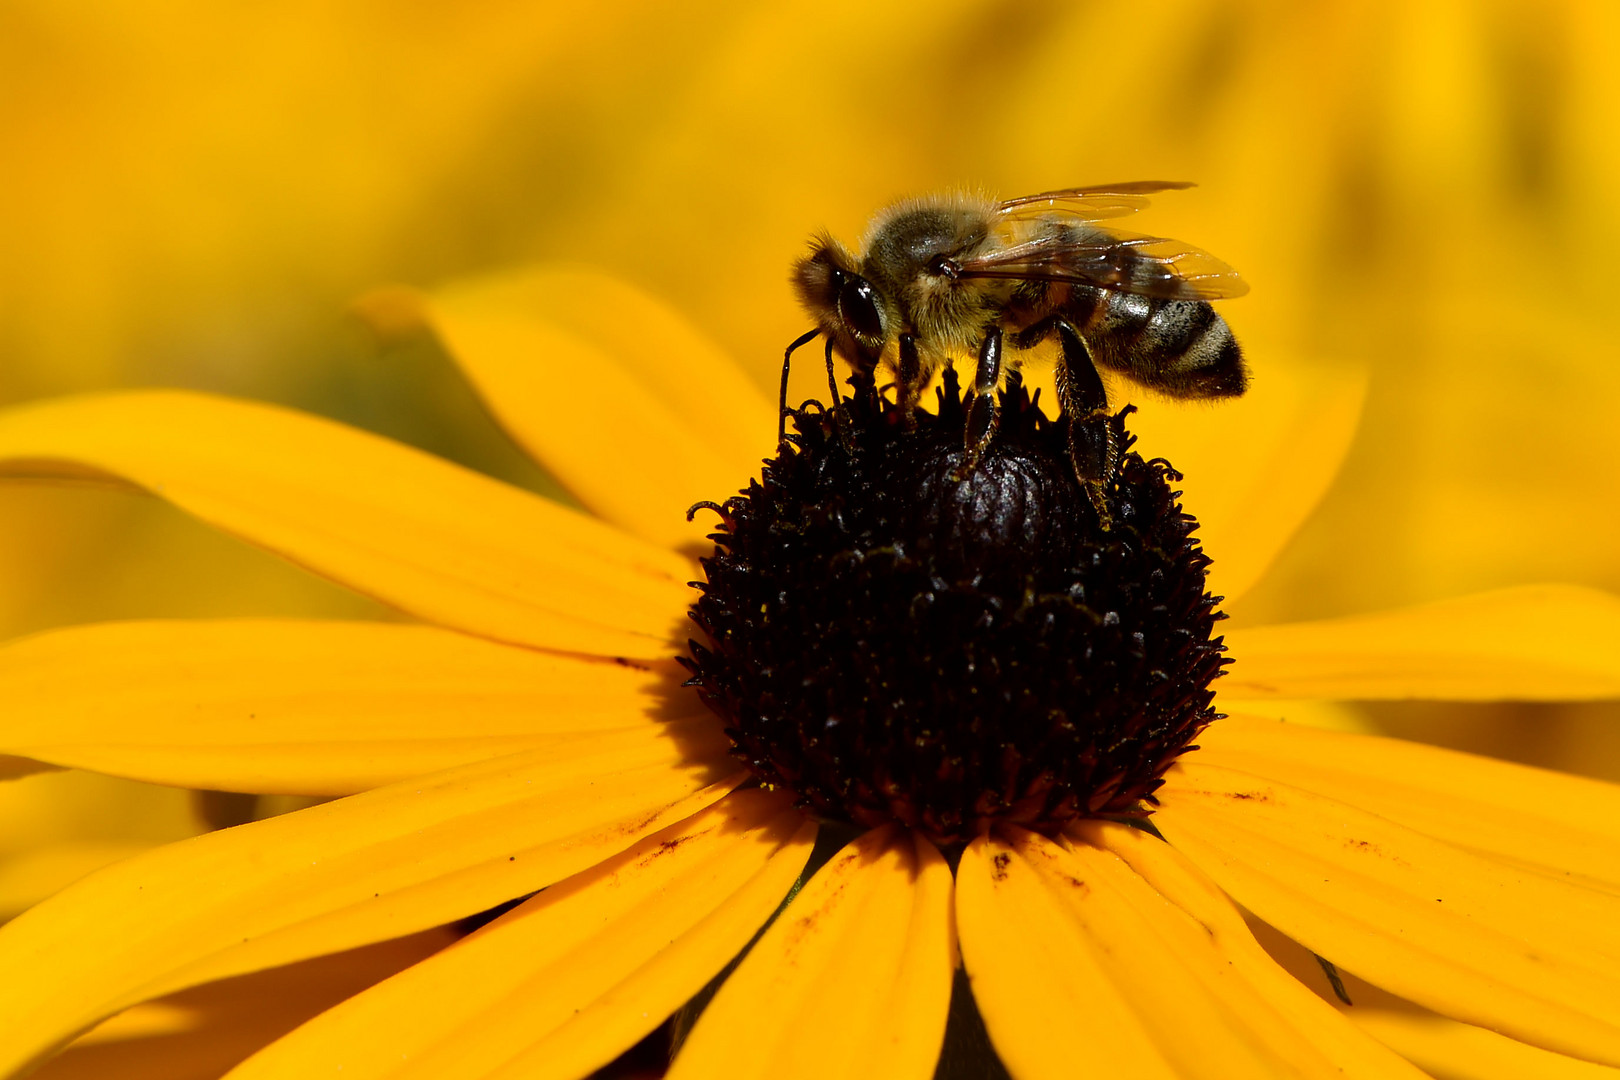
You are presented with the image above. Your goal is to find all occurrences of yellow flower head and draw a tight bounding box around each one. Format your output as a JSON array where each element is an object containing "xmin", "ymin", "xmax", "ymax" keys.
[{"xmin": 0, "ymin": 268, "xmax": 1617, "ymax": 1079}]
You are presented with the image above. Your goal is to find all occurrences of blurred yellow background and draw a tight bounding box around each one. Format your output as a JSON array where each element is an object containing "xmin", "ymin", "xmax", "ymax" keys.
[{"xmin": 1, "ymin": 0, "xmax": 1616, "ymax": 799}]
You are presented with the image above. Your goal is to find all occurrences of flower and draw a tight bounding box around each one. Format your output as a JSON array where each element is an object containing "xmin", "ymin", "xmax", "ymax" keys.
[{"xmin": 0, "ymin": 267, "xmax": 1618, "ymax": 1079}]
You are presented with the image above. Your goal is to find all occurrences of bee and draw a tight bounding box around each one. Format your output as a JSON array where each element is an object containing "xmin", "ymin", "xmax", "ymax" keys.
[{"xmin": 785, "ymin": 181, "xmax": 1249, "ymax": 524}]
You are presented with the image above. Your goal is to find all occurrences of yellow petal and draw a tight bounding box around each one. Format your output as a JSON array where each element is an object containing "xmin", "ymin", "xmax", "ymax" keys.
[
  {"xmin": 0, "ymin": 769, "xmax": 204, "ymax": 918},
  {"xmin": 1246, "ymin": 904, "xmax": 1620, "ymax": 1080},
  {"xmin": 1123, "ymin": 360, "xmax": 1366, "ymax": 606},
  {"xmin": 0, "ymin": 391, "xmax": 694, "ymax": 657},
  {"xmin": 958, "ymin": 826, "xmax": 1423, "ymax": 1080},
  {"xmin": 956, "ymin": 831, "xmax": 1173, "ymax": 1080},
  {"xmin": 40, "ymin": 930, "xmax": 457, "ymax": 1080},
  {"xmin": 1350, "ymin": 1009, "xmax": 1620, "ymax": 1080},
  {"xmin": 0, "ymin": 843, "xmax": 159, "ymax": 919},
  {"xmin": 1090, "ymin": 823, "xmax": 1433, "ymax": 1079},
  {"xmin": 1215, "ymin": 697, "xmax": 1378, "ymax": 733},
  {"xmin": 1222, "ymin": 584, "xmax": 1620, "ymax": 701},
  {"xmin": 0, "ymin": 619, "xmax": 700, "ymax": 794},
  {"xmin": 669, "ymin": 826, "xmax": 954, "ymax": 1080},
  {"xmin": 0, "ymin": 723, "xmax": 741, "ymax": 1077},
  {"xmin": 1154, "ymin": 759, "xmax": 1620, "ymax": 1066},
  {"xmin": 1197, "ymin": 716, "xmax": 1620, "ymax": 890},
  {"xmin": 227, "ymin": 788, "xmax": 814, "ymax": 1080},
  {"xmin": 391, "ymin": 268, "xmax": 774, "ymax": 553}
]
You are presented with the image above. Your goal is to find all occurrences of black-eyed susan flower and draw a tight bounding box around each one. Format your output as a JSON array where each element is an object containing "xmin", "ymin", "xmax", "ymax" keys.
[{"xmin": 0, "ymin": 268, "xmax": 1618, "ymax": 1079}]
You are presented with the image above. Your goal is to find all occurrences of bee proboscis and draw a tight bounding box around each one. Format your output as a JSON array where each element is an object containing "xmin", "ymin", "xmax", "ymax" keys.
[{"xmin": 785, "ymin": 181, "xmax": 1249, "ymax": 524}]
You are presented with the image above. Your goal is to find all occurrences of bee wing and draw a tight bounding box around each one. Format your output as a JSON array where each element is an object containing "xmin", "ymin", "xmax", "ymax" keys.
[
  {"xmin": 953, "ymin": 225, "xmax": 1249, "ymax": 301},
  {"xmin": 996, "ymin": 181, "xmax": 1195, "ymax": 222}
]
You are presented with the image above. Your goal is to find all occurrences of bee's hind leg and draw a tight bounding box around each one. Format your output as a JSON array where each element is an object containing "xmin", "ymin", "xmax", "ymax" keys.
[
  {"xmin": 952, "ymin": 327, "xmax": 1003, "ymax": 480},
  {"xmin": 1055, "ymin": 320, "xmax": 1117, "ymax": 530}
]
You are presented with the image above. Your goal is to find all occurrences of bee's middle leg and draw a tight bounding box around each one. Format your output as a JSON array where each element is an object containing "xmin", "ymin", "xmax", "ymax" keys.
[
  {"xmin": 824, "ymin": 337, "xmax": 858, "ymax": 451},
  {"xmin": 1055, "ymin": 320, "xmax": 1117, "ymax": 529},
  {"xmin": 952, "ymin": 327, "xmax": 1003, "ymax": 479},
  {"xmin": 896, "ymin": 332, "xmax": 923, "ymax": 428}
]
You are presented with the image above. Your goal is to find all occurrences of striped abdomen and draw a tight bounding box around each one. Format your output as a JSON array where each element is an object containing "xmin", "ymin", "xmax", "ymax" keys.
[{"xmin": 1065, "ymin": 287, "xmax": 1248, "ymax": 400}]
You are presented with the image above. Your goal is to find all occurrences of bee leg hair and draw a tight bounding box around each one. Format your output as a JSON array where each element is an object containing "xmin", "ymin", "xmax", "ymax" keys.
[
  {"xmin": 897, "ymin": 332, "xmax": 923, "ymax": 430},
  {"xmin": 952, "ymin": 326, "xmax": 1003, "ymax": 480},
  {"xmin": 1012, "ymin": 313, "xmax": 1061, "ymax": 351},
  {"xmin": 1055, "ymin": 320, "xmax": 1117, "ymax": 530}
]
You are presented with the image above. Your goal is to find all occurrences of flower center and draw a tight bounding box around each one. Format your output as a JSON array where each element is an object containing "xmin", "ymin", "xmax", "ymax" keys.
[{"xmin": 680, "ymin": 370, "xmax": 1228, "ymax": 845}]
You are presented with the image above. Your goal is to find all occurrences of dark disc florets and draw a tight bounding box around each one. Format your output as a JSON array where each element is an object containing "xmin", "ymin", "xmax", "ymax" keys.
[{"xmin": 680, "ymin": 370, "xmax": 1228, "ymax": 845}]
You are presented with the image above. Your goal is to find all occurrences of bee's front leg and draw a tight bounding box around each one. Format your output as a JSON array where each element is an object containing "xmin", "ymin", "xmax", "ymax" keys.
[
  {"xmin": 952, "ymin": 327, "xmax": 1003, "ymax": 480},
  {"xmin": 778, "ymin": 327, "xmax": 822, "ymax": 447},
  {"xmin": 1055, "ymin": 320, "xmax": 1117, "ymax": 529}
]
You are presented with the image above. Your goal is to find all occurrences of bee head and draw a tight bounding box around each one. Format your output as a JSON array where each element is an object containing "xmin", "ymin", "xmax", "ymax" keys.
[{"xmin": 793, "ymin": 235, "xmax": 891, "ymax": 368}]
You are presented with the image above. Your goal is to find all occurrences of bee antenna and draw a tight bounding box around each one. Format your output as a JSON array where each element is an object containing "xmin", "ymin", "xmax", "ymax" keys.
[{"xmin": 779, "ymin": 328, "xmax": 822, "ymax": 446}]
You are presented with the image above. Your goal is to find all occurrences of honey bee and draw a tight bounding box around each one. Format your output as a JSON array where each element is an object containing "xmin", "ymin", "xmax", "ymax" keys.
[{"xmin": 785, "ymin": 181, "xmax": 1249, "ymax": 523}]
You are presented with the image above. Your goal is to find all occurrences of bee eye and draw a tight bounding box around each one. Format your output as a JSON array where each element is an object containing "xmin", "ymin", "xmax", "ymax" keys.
[{"xmin": 838, "ymin": 276, "xmax": 884, "ymax": 342}]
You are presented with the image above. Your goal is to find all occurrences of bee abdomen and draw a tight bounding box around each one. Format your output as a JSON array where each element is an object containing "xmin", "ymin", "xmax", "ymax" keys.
[{"xmin": 1088, "ymin": 295, "xmax": 1248, "ymax": 400}]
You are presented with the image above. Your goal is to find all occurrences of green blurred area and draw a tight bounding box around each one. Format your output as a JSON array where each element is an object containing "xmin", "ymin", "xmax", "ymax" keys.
[{"xmin": 1, "ymin": 0, "xmax": 1616, "ymax": 776}]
